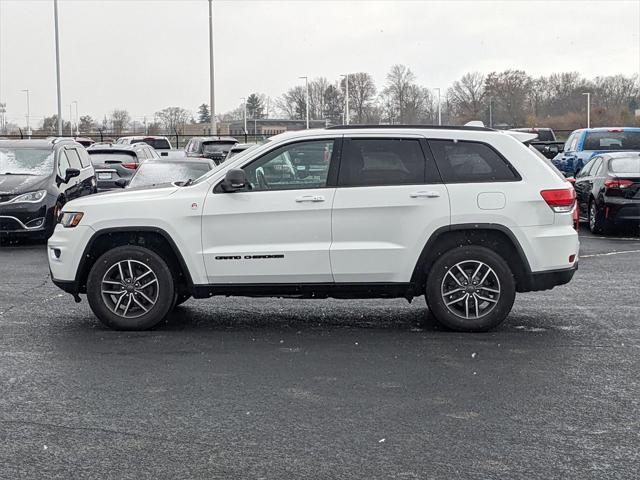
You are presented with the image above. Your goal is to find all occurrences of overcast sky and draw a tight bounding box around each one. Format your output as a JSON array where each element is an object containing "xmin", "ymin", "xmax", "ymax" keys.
[{"xmin": 1, "ymin": 0, "xmax": 639, "ymax": 126}]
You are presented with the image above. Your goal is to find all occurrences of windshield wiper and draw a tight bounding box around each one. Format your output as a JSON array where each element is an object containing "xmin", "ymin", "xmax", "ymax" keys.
[{"xmin": 1, "ymin": 172, "xmax": 37, "ymax": 176}]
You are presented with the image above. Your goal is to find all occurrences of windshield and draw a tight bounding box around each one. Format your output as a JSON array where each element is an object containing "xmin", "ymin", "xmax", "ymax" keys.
[
  {"xmin": 128, "ymin": 162, "xmax": 212, "ymax": 188},
  {"xmin": 609, "ymin": 157, "xmax": 640, "ymax": 174},
  {"xmin": 191, "ymin": 142, "xmax": 266, "ymax": 185},
  {"xmin": 132, "ymin": 138, "xmax": 171, "ymax": 150},
  {"xmin": 88, "ymin": 152, "xmax": 137, "ymax": 165},
  {"xmin": 203, "ymin": 142, "xmax": 236, "ymax": 154},
  {"xmin": 0, "ymin": 148, "xmax": 55, "ymax": 175},
  {"xmin": 583, "ymin": 131, "xmax": 640, "ymax": 151}
]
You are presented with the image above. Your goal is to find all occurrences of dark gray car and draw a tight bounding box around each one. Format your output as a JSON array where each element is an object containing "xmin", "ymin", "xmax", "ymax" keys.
[{"xmin": 87, "ymin": 143, "xmax": 159, "ymax": 190}]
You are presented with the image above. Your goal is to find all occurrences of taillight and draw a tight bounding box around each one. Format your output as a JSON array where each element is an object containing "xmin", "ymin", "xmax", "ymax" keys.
[
  {"xmin": 604, "ymin": 179, "xmax": 633, "ymax": 189},
  {"xmin": 122, "ymin": 163, "xmax": 138, "ymax": 169},
  {"xmin": 540, "ymin": 187, "xmax": 576, "ymax": 213}
]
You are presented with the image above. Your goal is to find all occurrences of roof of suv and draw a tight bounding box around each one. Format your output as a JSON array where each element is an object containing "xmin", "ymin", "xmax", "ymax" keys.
[
  {"xmin": 191, "ymin": 136, "xmax": 238, "ymax": 143},
  {"xmin": 87, "ymin": 144, "xmax": 149, "ymax": 152}
]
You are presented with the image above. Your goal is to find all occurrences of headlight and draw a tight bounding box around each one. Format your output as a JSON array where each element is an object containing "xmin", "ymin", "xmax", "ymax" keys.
[
  {"xmin": 58, "ymin": 211, "xmax": 84, "ymax": 228},
  {"xmin": 10, "ymin": 190, "xmax": 47, "ymax": 203}
]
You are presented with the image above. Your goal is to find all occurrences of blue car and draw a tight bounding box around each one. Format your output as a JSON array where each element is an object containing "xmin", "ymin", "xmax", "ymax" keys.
[{"xmin": 552, "ymin": 127, "xmax": 640, "ymax": 176}]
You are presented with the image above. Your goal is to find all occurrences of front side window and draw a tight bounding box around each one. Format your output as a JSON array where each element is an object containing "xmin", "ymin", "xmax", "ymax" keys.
[
  {"xmin": 338, "ymin": 138, "xmax": 426, "ymax": 187},
  {"xmin": 65, "ymin": 148, "xmax": 82, "ymax": 170},
  {"xmin": 242, "ymin": 140, "xmax": 334, "ymax": 192},
  {"xmin": 576, "ymin": 158, "xmax": 595, "ymax": 178},
  {"xmin": 429, "ymin": 140, "xmax": 520, "ymax": 183}
]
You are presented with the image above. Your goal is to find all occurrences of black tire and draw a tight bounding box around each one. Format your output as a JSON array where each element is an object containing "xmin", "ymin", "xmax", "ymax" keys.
[
  {"xmin": 86, "ymin": 245, "xmax": 175, "ymax": 330},
  {"xmin": 425, "ymin": 246, "xmax": 516, "ymax": 332},
  {"xmin": 588, "ymin": 199, "xmax": 609, "ymax": 234}
]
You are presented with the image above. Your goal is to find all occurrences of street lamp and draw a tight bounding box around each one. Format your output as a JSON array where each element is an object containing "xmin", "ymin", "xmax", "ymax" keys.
[
  {"xmin": 341, "ymin": 74, "xmax": 349, "ymax": 125},
  {"xmin": 54, "ymin": 0, "xmax": 62, "ymax": 136},
  {"xmin": 240, "ymin": 97, "xmax": 247, "ymax": 135},
  {"xmin": 68, "ymin": 104, "xmax": 73, "ymax": 135},
  {"xmin": 208, "ymin": 0, "xmax": 216, "ymax": 135},
  {"xmin": 299, "ymin": 76, "xmax": 309, "ymax": 129},
  {"xmin": 21, "ymin": 89, "xmax": 30, "ymax": 138},
  {"xmin": 489, "ymin": 97, "xmax": 493, "ymax": 128},
  {"xmin": 72, "ymin": 100, "xmax": 78, "ymax": 135},
  {"xmin": 582, "ymin": 92, "xmax": 591, "ymax": 128},
  {"xmin": 434, "ymin": 87, "xmax": 441, "ymax": 126}
]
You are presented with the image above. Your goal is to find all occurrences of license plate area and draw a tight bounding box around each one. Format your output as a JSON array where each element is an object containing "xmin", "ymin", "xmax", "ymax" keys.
[{"xmin": 98, "ymin": 172, "xmax": 112, "ymax": 180}]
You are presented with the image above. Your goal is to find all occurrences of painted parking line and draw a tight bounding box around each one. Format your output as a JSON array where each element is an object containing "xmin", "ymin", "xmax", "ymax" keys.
[{"xmin": 581, "ymin": 249, "xmax": 640, "ymax": 258}]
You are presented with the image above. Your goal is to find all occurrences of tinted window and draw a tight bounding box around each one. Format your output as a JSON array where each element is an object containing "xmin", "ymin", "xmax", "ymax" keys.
[
  {"xmin": 58, "ymin": 150, "xmax": 70, "ymax": 176},
  {"xmin": 88, "ymin": 152, "xmax": 137, "ymax": 165},
  {"xmin": 338, "ymin": 138, "xmax": 425, "ymax": 187},
  {"xmin": 576, "ymin": 158, "xmax": 596, "ymax": 178},
  {"xmin": 133, "ymin": 138, "xmax": 171, "ymax": 150},
  {"xmin": 591, "ymin": 158, "xmax": 603, "ymax": 176},
  {"xmin": 243, "ymin": 140, "xmax": 334, "ymax": 192},
  {"xmin": 65, "ymin": 148, "xmax": 82, "ymax": 170},
  {"xmin": 583, "ymin": 131, "xmax": 640, "ymax": 151},
  {"xmin": 429, "ymin": 140, "xmax": 519, "ymax": 183},
  {"xmin": 610, "ymin": 157, "xmax": 640, "ymax": 173}
]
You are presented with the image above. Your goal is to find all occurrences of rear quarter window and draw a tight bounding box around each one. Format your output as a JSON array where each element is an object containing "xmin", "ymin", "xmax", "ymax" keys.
[{"xmin": 428, "ymin": 140, "xmax": 520, "ymax": 183}]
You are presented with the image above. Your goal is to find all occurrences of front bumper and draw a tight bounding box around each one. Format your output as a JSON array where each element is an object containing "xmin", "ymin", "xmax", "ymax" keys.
[
  {"xmin": 48, "ymin": 224, "xmax": 96, "ymax": 284},
  {"xmin": 0, "ymin": 200, "xmax": 52, "ymax": 235}
]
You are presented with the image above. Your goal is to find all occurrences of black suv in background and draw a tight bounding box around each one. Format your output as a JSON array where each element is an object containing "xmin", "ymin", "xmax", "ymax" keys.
[
  {"xmin": 185, "ymin": 136, "xmax": 238, "ymax": 165},
  {"xmin": 87, "ymin": 143, "xmax": 159, "ymax": 190},
  {"xmin": 0, "ymin": 138, "xmax": 96, "ymax": 238}
]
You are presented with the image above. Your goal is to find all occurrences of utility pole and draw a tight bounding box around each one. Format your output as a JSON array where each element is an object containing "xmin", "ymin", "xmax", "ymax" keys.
[
  {"xmin": 299, "ymin": 76, "xmax": 309, "ymax": 129},
  {"xmin": 69, "ymin": 104, "xmax": 73, "ymax": 135},
  {"xmin": 240, "ymin": 97, "xmax": 247, "ymax": 134},
  {"xmin": 489, "ymin": 97, "xmax": 493, "ymax": 128},
  {"xmin": 434, "ymin": 87, "xmax": 441, "ymax": 125},
  {"xmin": 582, "ymin": 92, "xmax": 591, "ymax": 128},
  {"xmin": 73, "ymin": 100, "xmax": 78, "ymax": 135},
  {"xmin": 54, "ymin": 0, "xmax": 62, "ymax": 136},
  {"xmin": 208, "ymin": 0, "xmax": 216, "ymax": 135},
  {"xmin": 21, "ymin": 89, "xmax": 30, "ymax": 138},
  {"xmin": 341, "ymin": 74, "xmax": 349, "ymax": 125}
]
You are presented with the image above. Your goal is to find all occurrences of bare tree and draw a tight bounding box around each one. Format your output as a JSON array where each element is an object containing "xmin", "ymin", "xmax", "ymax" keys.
[
  {"xmin": 382, "ymin": 64, "xmax": 416, "ymax": 123},
  {"xmin": 109, "ymin": 109, "xmax": 130, "ymax": 134},
  {"xmin": 447, "ymin": 72, "xmax": 486, "ymax": 123},
  {"xmin": 277, "ymin": 86, "xmax": 307, "ymax": 120},
  {"xmin": 155, "ymin": 107, "xmax": 191, "ymax": 133},
  {"xmin": 345, "ymin": 72, "xmax": 377, "ymax": 124},
  {"xmin": 484, "ymin": 70, "xmax": 532, "ymax": 126}
]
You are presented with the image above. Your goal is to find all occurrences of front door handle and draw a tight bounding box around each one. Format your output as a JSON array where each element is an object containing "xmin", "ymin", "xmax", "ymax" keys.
[
  {"xmin": 295, "ymin": 195, "xmax": 325, "ymax": 203},
  {"xmin": 410, "ymin": 191, "xmax": 440, "ymax": 198}
]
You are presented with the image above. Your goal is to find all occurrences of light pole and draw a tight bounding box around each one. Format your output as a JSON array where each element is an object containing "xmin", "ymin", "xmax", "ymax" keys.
[
  {"xmin": 73, "ymin": 100, "xmax": 78, "ymax": 135},
  {"xmin": 582, "ymin": 92, "xmax": 591, "ymax": 128},
  {"xmin": 54, "ymin": 0, "xmax": 62, "ymax": 136},
  {"xmin": 68, "ymin": 104, "xmax": 73, "ymax": 135},
  {"xmin": 434, "ymin": 87, "xmax": 441, "ymax": 125},
  {"xmin": 208, "ymin": 0, "xmax": 216, "ymax": 135},
  {"xmin": 21, "ymin": 89, "xmax": 30, "ymax": 138},
  {"xmin": 240, "ymin": 97, "xmax": 247, "ymax": 134},
  {"xmin": 341, "ymin": 74, "xmax": 349, "ymax": 125},
  {"xmin": 299, "ymin": 76, "xmax": 309, "ymax": 129}
]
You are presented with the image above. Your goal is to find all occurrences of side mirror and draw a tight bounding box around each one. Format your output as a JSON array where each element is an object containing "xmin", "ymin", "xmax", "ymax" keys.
[
  {"xmin": 221, "ymin": 169, "xmax": 247, "ymax": 192},
  {"xmin": 64, "ymin": 168, "xmax": 80, "ymax": 183},
  {"xmin": 114, "ymin": 178, "xmax": 127, "ymax": 188}
]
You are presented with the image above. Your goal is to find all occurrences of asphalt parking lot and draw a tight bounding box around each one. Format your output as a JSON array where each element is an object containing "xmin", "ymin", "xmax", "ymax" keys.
[{"xmin": 0, "ymin": 226, "xmax": 639, "ymax": 479}]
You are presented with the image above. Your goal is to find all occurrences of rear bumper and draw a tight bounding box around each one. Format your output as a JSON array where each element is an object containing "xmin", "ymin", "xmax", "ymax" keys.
[
  {"xmin": 521, "ymin": 264, "xmax": 578, "ymax": 292},
  {"xmin": 605, "ymin": 198, "xmax": 640, "ymax": 223}
]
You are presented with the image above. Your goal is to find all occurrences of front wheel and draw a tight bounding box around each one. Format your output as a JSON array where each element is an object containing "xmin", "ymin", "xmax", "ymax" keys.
[
  {"xmin": 425, "ymin": 246, "xmax": 516, "ymax": 332},
  {"xmin": 86, "ymin": 246, "xmax": 175, "ymax": 330}
]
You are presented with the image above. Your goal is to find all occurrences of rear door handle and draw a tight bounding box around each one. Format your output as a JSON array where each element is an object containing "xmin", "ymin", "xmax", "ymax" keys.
[
  {"xmin": 295, "ymin": 195, "xmax": 325, "ymax": 203},
  {"xmin": 410, "ymin": 191, "xmax": 440, "ymax": 198}
]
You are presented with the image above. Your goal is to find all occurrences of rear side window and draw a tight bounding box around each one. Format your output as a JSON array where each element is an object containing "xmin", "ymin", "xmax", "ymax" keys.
[
  {"xmin": 610, "ymin": 157, "xmax": 640, "ymax": 173},
  {"xmin": 64, "ymin": 148, "xmax": 82, "ymax": 170},
  {"xmin": 338, "ymin": 138, "xmax": 426, "ymax": 187},
  {"xmin": 428, "ymin": 140, "xmax": 520, "ymax": 183}
]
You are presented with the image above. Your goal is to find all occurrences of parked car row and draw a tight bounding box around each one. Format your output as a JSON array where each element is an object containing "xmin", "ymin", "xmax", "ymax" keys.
[{"xmin": 0, "ymin": 135, "xmax": 246, "ymax": 239}]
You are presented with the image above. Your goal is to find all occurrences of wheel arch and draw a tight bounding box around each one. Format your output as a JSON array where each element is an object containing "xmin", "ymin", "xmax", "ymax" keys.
[
  {"xmin": 75, "ymin": 227, "xmax": 193, "ymax": 295},
  {"xmin": 410, "ymin": 224, "xmax": 533, "ymax": 293}
]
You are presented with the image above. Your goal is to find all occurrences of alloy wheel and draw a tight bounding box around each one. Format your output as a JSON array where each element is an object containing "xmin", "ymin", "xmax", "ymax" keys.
[
  {"xmin": 101, "ymin": 259, "xmax": 159, "ymax": 319},
  {"xmin": 440, "ymin": 260, "xmax": 501, "ymax": 320}
]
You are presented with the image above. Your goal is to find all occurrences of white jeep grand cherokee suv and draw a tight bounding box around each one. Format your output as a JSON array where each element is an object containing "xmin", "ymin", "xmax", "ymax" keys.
[{"xmin": 48, "ymin": 125, "xmax": 579, "ymax": 332}]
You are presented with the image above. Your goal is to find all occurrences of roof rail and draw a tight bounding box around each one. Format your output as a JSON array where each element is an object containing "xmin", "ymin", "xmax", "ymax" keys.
[{"xmin": 325, "ymin": 124, "xmax": 495, "ymax": 132}]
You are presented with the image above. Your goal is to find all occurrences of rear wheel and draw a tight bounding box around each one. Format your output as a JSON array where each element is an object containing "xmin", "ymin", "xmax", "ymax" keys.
[
  {"xmin": 87, "ymin": 246, "xmax": 175, "ymax": 330},
  {"xmin": 588, "ymin": 199, "xmax": 609, "ymax": 234},
  {"xmin": 425, "ymin": 246, "xmax": 516, "ymax": 332}
]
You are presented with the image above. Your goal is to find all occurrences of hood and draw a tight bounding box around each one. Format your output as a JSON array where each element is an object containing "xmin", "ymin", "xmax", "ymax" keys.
[
  {"xmin": 0, "ymin": 174, "xmax": 51, "ymax": 195},
  {"xmin": 63, "ymin": 184, "xmax": 180, "ymax": 210}
]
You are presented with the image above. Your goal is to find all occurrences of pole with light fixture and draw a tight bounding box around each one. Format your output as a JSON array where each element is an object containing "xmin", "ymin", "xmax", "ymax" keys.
[
  {"xmin": 240, "ymin": 97, "xmax": 247, "ymax": 135},
  {"xmin": 21, "ymin": 89, "xmax": 30, "ymax": 138},
  {"xmin": 208, "ymin": 0, "xmax": 216, "ymax": 135},
  {"xmin": 54, "ymin": 0, "xmax": 62, "ymax": 136},
  {"xmin": 341, "ymin": 74, "xmax": 349, "ymax": 125},
  {"xmin": 73, "ymin": 100, "xmax": 79, "ymax": 135},
  {"xmin": 434, "ymin": 87, "xmax": 441, "ymax": 125}
]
